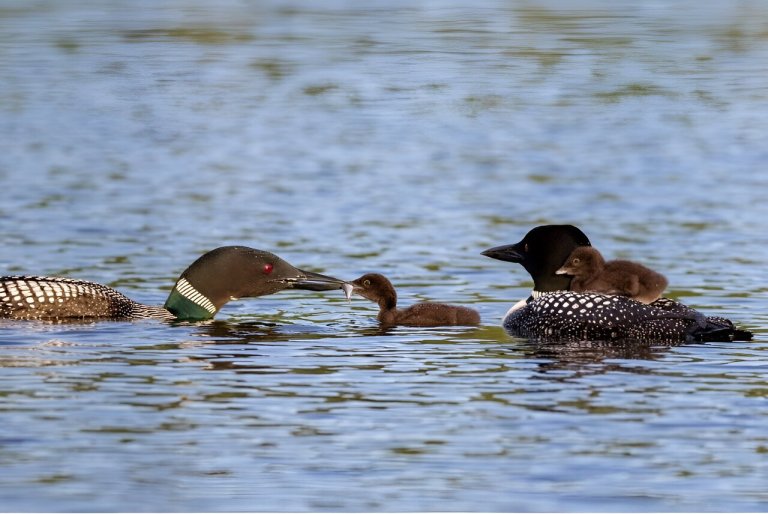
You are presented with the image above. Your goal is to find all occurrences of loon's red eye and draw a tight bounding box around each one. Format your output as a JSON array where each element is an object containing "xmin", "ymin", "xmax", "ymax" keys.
[{"xmin": 263, "ymin": 263, "xmax": 274, "ymax": 274}]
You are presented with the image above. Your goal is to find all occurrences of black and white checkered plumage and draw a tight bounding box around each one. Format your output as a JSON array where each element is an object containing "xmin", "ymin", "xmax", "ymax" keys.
[
  {"xmin": 504, "ymin": 291, "xmax": 750, "ymax": 343},
  {"xmin": 0, "ymin": 276, "xmax": 173, "ymax": 321}
]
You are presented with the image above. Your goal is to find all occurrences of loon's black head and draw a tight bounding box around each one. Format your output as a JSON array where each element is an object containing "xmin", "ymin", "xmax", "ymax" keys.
[
  {"xmin": 482, "ymin": 225, "xmax": 591, "ymax": 292},
  {"xmin": 164, "ymin": 246, "xmax": 346, "ymax": 320}
]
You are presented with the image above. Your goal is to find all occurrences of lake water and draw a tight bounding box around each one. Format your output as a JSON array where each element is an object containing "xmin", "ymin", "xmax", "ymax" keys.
[{"xmin": 1, "ymin": 1, "xmax": 767, "ymax": 511}]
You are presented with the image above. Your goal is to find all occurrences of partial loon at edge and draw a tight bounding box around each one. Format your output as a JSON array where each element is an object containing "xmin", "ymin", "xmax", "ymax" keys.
[{"xmin": 0, "ymin": 246, "xmax": 347, "ymax": 322}]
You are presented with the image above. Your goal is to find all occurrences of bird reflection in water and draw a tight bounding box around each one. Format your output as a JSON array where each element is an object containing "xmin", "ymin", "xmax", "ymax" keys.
[{"xmin": 516, "ymin": 337, "xmax": 682, "ymax": 379}]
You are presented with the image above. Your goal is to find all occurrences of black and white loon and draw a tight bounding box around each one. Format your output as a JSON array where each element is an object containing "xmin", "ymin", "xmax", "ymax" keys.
[
  {"xmin": 482, "ymin": 225, "xmax": 753, "ymax": 343},
  {"xmin": 0, "ymin": 246, "xmax": 348, "ymax": 322}
]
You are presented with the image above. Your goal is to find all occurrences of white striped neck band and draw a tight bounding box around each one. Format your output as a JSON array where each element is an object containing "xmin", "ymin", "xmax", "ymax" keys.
[{"xmin": 173, "ymin": 277, "xmax": 216, "ymax": 314}]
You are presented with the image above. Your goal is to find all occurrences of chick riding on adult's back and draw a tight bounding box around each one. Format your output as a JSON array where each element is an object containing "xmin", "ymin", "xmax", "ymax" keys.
[{"xmin": 482, "ymin": 225, "xmax": 752, "ymax": 343}]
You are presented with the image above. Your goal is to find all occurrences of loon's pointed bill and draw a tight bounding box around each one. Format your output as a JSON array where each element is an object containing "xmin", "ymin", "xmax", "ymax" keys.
[
  {"xmin": 291, "ymin": 268, "xmax": 348, "ymax": 291},
  {"xmin": 481, "ymin": 243, "xmax": 524, "ymax": 263}
]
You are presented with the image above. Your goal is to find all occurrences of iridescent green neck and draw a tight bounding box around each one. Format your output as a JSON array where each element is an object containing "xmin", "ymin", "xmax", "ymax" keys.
[{"xmin": 163, "ymin": 278, "xmax": 217, "ymax": 321}]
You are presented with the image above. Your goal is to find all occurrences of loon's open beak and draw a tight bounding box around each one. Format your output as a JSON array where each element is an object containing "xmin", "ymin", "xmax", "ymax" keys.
[
  {"xmin": 292, "ymin": 269, "xmax": 353, "ymax": 299},
  {"xmin": 481, "ymin": 243, "xmax": 524, "ymax": 263}
]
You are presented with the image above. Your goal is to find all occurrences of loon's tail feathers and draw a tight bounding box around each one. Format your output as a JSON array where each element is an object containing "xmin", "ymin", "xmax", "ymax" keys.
[
  {"xmin": 649, "ymin": 298, "xmax": 753, "ymax": 343},
  {"xmin": 693, "ymin": 327, "xmax": 753, "ymax": 342},
  {"xmin": 688, "ymin": 316, "xmax": 753, "ymax": 342}
]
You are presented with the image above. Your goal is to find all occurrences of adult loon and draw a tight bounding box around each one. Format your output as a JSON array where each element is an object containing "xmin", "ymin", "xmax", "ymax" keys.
[
  {"xmin": 0, "ymin": 246, "xmax": 348, "ymax": 322},
  {"xmin": 482, "ymin": 225, "xmax": 753, "ymax": 343},
  {"xmin": 556, "ymin": 246, "xmax": 668, "ymax": 304},
  {"xmin": 349, "ymin": 273, "xmax": 480, "ymax": 327}
]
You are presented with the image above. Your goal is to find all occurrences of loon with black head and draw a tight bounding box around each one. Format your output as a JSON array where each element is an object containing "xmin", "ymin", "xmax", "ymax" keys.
[
  {"xmin": 0, "ymin": 246, "xmax": 348, "ymax": 322},
  {"xmin": 482, "ymin": 225, "xmax": 752, "ymax": 343}
]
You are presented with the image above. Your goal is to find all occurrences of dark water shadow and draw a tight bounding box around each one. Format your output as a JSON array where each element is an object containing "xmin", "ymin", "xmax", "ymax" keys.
[
  {"xmin": 188, "ymin": 319, "xmax": 394, "ymax": 344},
  {"xmin": 514, "ymin": 338, "xmax": 684, "ymax": 379},
  {"xmin": 184, "ymin": 320, "xmax": 682, "ymax": 377}
]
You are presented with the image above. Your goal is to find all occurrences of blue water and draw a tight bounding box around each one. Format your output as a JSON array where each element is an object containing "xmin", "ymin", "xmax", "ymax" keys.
[{"xmin": 1, "ymin": 1, "xmax": 767, "ymax": 511}]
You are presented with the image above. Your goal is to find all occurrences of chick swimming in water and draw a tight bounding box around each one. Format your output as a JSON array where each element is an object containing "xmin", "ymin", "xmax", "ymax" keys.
[{"xmin": 350, "ymin": 273, "xmax": 480, "ymax": 327}]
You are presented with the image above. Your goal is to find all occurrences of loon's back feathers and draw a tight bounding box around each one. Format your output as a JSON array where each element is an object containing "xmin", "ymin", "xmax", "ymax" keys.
[
  {"xmin": 648, "ymin": 296, "xmax": 752, "ymax": 342},
  {"xmin": 505, "ymin": 291, "xmax": 751, "ymax": 343},
  {"xmin": 0, "ymin": 276, "xmax": 173, "ymax": 321}
]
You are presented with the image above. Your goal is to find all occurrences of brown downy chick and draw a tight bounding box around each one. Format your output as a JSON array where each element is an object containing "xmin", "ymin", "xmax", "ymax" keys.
[
  {"xmin": 556, "ymin": 246, "xmax": 668, "ymax": 304},
  {"xmin": 350, "ymin": 273, "xmax": 480, "ymax": 327}
]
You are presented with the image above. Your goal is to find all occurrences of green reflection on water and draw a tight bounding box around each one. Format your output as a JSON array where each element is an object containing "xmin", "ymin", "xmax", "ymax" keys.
[
  {"xmin": 35, "ymin": 474, "xmax": 75, "ymax": 484},
  {"xmin": 595, "ymin": 83, "xmax": 675, "ymax": 103},
  {"xmin": 122, "ymin": 27, "xmax": 254, "ymax": 45},
  {"xmin": 54, "ymin": 38, "xmax": 79, "ymax": 53},
  {"xmin": 562, "ymin": 36, "xmax": 633, "ymax": 47},
  {"xmin": 250, "ymin": 59, "xmax": 290, "ymax": 81},
  {"xmin": 504, "ymin": 48, "xmax": 565, "ymax": 67},
  {"xmin": 303, "ymin": 84, "xmax": 339, "ymax": 96}
]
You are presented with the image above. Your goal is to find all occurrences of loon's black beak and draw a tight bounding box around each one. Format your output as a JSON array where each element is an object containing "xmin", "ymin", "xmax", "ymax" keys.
[
  {"xmin": 481, "ymin": 243, "xmax": 524, "ymax": 263},
  {"xmin": 292, "ymin": 269, "xmax": 349, "ymax": 292}
]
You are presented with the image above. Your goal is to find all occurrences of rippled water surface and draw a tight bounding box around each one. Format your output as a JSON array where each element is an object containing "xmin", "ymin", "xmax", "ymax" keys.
[{"xmin": 2, "ymin": 1, "xmax": 768, "ymax": 511}]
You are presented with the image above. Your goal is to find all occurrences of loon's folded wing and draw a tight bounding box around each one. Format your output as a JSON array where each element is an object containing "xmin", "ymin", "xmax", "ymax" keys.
[{"xmin": 504, "ymin": 291, "xmax": 752, "ymax": 343}]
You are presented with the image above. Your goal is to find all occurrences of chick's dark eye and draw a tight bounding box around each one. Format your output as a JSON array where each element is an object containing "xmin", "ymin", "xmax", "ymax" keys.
[
  {"xmin": 363, "ymin": 279, "xmax": 371, "ymax": 287},
  {"xmin": 524, "ymin": 244, "xmax": 529, "ymax": 253},
  {"xmin": 572, "ymin": 258, "xmax": 580, "ymax": 265},
  {"xmin": 263, "ymin": 263, "xmax": 274, "ymax": 274}
]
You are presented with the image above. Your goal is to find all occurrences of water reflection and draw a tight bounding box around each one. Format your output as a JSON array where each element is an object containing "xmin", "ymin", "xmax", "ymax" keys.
[
  {"xmin": 519, "ymin": 339, "xmax": 668, "ymax": 378},
  {"xmin": 190, "ymin": 319, "xmax": 286, "ymax": 343},
  {"xmin": 190, "ymin": 319, "xmax": 388, "ymax": 344},
  {"xmin": 181, "ymin": 318, "xmax": 677, "ymax": 385}
]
